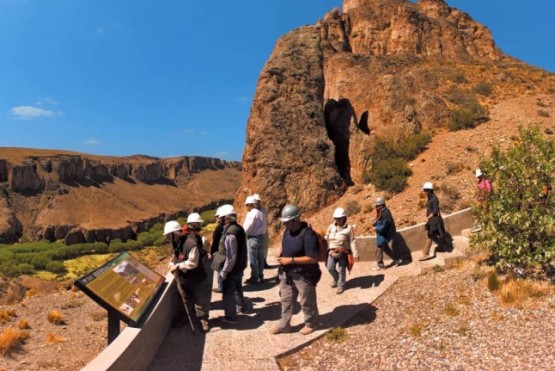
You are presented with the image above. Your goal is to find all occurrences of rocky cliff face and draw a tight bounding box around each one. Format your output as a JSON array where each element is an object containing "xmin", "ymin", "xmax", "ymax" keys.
[
  {"xmin": 238, "ymin": 0, "xmax": 513, "ymax": 231},
  {"xmin": 0, "ymin": 150, "xmax": 241, "ymax": 244}
]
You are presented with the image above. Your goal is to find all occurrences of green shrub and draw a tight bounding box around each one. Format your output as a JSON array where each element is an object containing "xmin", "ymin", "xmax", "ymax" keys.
[
  {"xmin": 200, "ymin": 209, "xmax": 217, "ymax": 225},
  {"xmin": 448, "ymin": 101, "xmax": 489, "ymax": 131},
  {"xmin": 369, "ymin": 158, "xmax": 412, "ymax": 194},
  {"xmin": 46, "ymin": 261, "xmax": 66, "ymax": 274},
  {"xmin": 474, "ymin": 81, "xmax": 494, "ymax": 97},
  {"xmin": 344, "ymin": 200, "xmax": 361, "ymax": 216},
  {"xmin": 445, "ymin": 86, "xmax": 474, "ymax": 105},
  {"xmin": 365, "ymin": 132, "xmax": 430, "ymax": 193},
  {"xmin": 487, "ymin": 271, "xmax": 500, "ymax": 291},
  {"xmin": 472, "ymin": 125, "xmax": 555, "ymax": 272}
]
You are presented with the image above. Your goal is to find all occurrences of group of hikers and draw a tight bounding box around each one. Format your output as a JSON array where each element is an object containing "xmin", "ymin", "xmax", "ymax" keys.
[{"xmin": 162, "ymin": 170, "xmax": 491, "ymax": 334}]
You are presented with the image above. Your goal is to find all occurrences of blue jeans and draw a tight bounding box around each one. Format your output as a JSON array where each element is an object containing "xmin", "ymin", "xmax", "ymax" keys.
[
  {"xmin": 247, "ymin": 235, "xmax": 266, "ymax": 281},
  {"xmin": 326, "ymin": 253, "xmax": 347, "ymax": 288},
  {"xmin": 222, "ymin": 272, "xmax": 245, "ymax": 320}
]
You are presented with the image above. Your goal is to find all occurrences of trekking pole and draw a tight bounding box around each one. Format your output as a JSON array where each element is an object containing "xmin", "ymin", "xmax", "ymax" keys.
[{"xmin": 174, "ymin": 272, "xmax": 196, "ymax": 334}]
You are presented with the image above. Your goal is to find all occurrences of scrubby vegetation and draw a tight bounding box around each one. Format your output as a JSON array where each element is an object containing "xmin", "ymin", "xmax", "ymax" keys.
[
  {"xmin": 448, "ymin": 101, "xmax": 490, "ymax": 131},
  {"xmin": 364, "ymin": 132, "xmax": 431, "ymax": 193},
  {"xmin": 472, "ymin": 125, "xmax": 555, "ymax": 277}
]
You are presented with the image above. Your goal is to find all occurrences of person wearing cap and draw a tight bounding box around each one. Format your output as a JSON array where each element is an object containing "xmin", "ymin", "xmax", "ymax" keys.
[
  {"xmin": 420, "ymin": 182, "xmax": 446, "ymax": 260},
  {"xmin": 272, "ymin": 204, "xmax": 320, "ymax": 336},
  {"xmin": 164, "ymin": 215, "xmax": 211, "ymax": 332},
  {"xmin": 472, "ymin": 169, "xmax": 492, "ymax": 233},
  {"xmin": 253, "ymin": 193, "xmax": 271, "ymax": 269},
  {"xmin": 325, "ymin": 207, "xmax": 359, "ymax": 294},
  {"xmin": 243, "ymin": 195, "xmax": 268, "ymax": 284},
  {"xmin": 212, "ymin": 204, "xmax": 248, "ymax": 325},
  {"xmin": 372, "ymin": 197, "xmax": 402, "ymax": 270}
]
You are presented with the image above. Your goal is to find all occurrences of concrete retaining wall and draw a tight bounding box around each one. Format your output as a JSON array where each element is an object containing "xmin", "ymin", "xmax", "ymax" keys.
[
  {"xmin": 356, "ymin": 208, "xmax": 474, "ymax": 261},
  {"xmin": 82, "ymin": 273, "xmax": 177, "ymax": 371}
]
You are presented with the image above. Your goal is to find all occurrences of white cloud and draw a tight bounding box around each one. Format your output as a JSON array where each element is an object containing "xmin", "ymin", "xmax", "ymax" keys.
[
  {"xmin": 83, "ymin": 139, "xmax": 100, "ymax": 145},
  {"xmin": 181, "ymin": 129, "xmax": 195, "ymax": 134},
  {"xmin": 9, "ymin": 106, "xmax": 63, "ymax": 120}
]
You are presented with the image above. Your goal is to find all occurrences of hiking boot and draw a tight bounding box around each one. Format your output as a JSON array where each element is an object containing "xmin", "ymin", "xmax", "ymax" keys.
[
  {"xmin": 336, "ymin": 287, "xmax": 344, "ymax": 295},
  {"xmin": 271, "ymin": 324, "xmax": 291, "ymax": 335},
  {"xmin": 391, "ymin": 259, "xmax": 403, "ymax": 267},
  {"xmin": 200, "ymin": 319, "xmax": 210, "ymax": 332},
  {"xmin": 373, "ymin": 265, "xmax": 385, "ymax": 271},
  {"xmin": 330, "ymin": 281, "xmax": 338, "ymax": 288},
  {"xmin": 219, "ymin": 316, "xmax": 237, "ymax": 325},
  {"xmin": 300, "ymin": 325, "xmax": 316, "ymax": 335},
  {"xmin": 244, "ymin": 277, "xmax": 260, "ymax": 284}
]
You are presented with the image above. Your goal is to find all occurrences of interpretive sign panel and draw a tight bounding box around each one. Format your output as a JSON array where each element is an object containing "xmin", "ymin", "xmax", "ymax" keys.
[{"xmin": 75, "ymin": 252, "xmax": 166, "ymax": 326}]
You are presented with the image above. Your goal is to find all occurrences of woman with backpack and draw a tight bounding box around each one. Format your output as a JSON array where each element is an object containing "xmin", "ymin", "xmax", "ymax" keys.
[{"xmin": 325, "ymin": 207, "xmax": 358, "ymax": 294}]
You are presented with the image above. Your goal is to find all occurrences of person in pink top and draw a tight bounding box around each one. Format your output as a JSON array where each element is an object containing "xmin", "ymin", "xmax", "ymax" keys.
[{"xmin": 472, "ymin": 168, "xmax": 492, "ymax": 233}]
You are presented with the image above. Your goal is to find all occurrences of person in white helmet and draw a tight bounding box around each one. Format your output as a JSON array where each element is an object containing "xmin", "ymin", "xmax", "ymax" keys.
[
  {"xmin": 372, "ymin": 197, "xmax": 403, "ymax": 270},
  {"xmin": 325, "ymin": 207, "xmax": 359, "ymax": 294},
  {"xmin": 211, "ymin": 204, "xmax": 248, "ymax": 325},
  {"xmin": 243, "ymin": 195, "xmax": 268, "ymax": 284},
  {"xmin": 253, "ymin": 193, "xmax": 271, "ymax": 269},
  {"xmin": 420, "ymin": 182, "xmax": 446, "ymax": 260},
  {"xmin": 164, "ymin": 215, "xmax": 211, "ymax": 332}
]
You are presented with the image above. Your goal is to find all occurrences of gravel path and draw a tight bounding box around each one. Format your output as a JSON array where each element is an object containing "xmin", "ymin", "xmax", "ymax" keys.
[{"xmin": 278, "ymin": 260, "xmax": 555, "ymax": 370}]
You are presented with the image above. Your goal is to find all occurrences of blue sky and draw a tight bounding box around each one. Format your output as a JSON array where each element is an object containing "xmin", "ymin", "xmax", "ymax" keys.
[{"xmin": 0, "ymin": 0, "xmax": 553, "ymax": 161}]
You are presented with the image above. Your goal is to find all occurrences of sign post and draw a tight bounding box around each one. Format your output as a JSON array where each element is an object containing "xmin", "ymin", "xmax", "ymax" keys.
[{"xmin": 75, "ymin": 252, "xmax": 166, "ymax": 344}]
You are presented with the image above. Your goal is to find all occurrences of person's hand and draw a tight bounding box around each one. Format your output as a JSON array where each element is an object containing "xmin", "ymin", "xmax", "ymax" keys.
[
  {"xmin": 276, "ymin": 257, "xmax": 293, "ymax": 266},
  {"xmin": 354, "ymin": 255, "xmax": 360, "ymax": 262},
  {"xmin": 219, "ymin": 271, "xmax": 227, "ymax": 280},
  {"xmin": 207, "ymin": 253, "xmax": 213, "ymax": 261}
]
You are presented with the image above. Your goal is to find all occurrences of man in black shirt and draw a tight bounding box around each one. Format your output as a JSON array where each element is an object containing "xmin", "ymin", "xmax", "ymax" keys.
[{"xmin": 272, "ymin": 204, "xmax": 320, "ymax": 336}]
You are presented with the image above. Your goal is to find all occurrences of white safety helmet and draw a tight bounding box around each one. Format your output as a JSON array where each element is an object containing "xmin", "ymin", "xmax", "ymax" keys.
[
  {"xmin": 186, "ymin": 212, "xmax": 203, "ymax": 224},
  {"xmin": 375, "ymin": 196, "xmax": 386, "ymax": 206},
  {"xmin": 253, "ymin": 193, "xmax": 262, "ymax": 202},
  {"xmin": 245, "ymin": 195, "xmax": 257, "ymax": 205},
  {"xmin": 475, "ymin": 168, "xmax": 483, "ymax": 178},
  {"xmin": 214, "ymin": 206, "xmax": 222, "ymax": 218},
  {"xmin": 422, "ymin": 182, "xmax": 434, "ymax": 190},
  {"xmin": 218, "ymin": 204, "xmax": 237, "ymax": 217},
  {"xmin": 332, "ymin": 207, "xmax": 347, "ymax": 219},
  {"xmin": 163, "ymin": 220, "xmax": 181, "ymax": 235}
]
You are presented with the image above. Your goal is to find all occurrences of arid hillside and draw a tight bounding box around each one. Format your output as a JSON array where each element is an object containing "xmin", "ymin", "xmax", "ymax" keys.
[
  {"xmin": 0, "ymin": 148, "xmax": 241, "ymax": 244},
  {"xmin": 236, "ymin": 0, "xmax": 555, "ymax": 236}
]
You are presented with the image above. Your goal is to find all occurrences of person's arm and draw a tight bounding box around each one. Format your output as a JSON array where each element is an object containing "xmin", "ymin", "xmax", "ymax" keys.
[
  {"xmin": 220, "ymin": 234, "xmax": 237, "ymax": 279},
  {"xmin": 176, "ymin": 246, "xmax": 199, "ymax": 271}
]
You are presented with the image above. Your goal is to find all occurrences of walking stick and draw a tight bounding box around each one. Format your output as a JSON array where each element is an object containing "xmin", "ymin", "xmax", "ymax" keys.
[{"xmin": 174, "ymin": 272, "xmax": 196, "ymax": 334}]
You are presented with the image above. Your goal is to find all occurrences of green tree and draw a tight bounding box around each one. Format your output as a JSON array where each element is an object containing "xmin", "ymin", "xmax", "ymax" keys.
[{"xmin": 472, "ymin": 125, "xmax": 555, "ymax": 272}]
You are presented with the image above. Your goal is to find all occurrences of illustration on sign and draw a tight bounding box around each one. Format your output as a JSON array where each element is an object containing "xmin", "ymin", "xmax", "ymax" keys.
[{"xmin": 75, "ymin": 252, "xmax": 166, "ymax": 325}]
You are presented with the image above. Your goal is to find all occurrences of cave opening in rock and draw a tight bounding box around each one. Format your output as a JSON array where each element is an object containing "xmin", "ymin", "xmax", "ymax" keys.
[{"xmin": 324, "ymin": 98, "xmax": 354, "ymax": 186}]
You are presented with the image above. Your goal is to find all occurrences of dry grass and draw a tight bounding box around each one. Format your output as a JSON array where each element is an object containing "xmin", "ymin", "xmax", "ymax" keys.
[
  {"xmin": 46, "ymin": 310, "xmax": 65, "ymax": 325},
  {"xmin": 45, "ymin": 333, "xmax": 66, "ymax": 344},
  {"xmin": 0, "ymin": 309, "xmax": 17, "ymax": 324},
  {"xmin": 497, "ymin": 279, "xmax": 550, "ymax": 306},
  {"xmin": 0, "ymin": 327, "xmax": 29, "ymax": 355},
  {"xmin": 17, "ymin": 319, "xmax": 31, "ymax": 329},
  {"xmin": 89, "ymin": 309, "xmax": 107, "ymax": 322}
]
